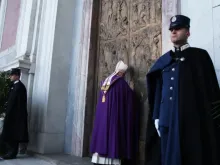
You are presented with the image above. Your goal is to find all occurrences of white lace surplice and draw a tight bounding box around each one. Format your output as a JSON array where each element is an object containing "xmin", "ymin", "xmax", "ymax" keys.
[{"xmin": 91, "ymin": 153, "xmax": 121, "ymax": 165}]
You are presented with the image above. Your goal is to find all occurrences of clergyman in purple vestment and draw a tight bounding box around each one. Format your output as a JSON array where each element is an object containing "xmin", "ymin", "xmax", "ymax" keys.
[{"xmin": 90, "ymin": 61, "xmax": 138, "ymax": 165}]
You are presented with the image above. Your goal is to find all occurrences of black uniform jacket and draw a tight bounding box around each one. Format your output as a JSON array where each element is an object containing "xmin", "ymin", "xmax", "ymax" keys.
[{"xmin": 1, "ymin": 81, "xmax": 28, "ymax": 142}]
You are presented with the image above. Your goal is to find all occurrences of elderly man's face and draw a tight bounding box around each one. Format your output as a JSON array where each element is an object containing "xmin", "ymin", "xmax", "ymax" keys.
[
  {"xmin": 170, "ymin": 27, "xmax": 190, "ymax": 45},
  {"xmin": 117, "ymin": 71, "xmax": 126, "ymax": 77}
]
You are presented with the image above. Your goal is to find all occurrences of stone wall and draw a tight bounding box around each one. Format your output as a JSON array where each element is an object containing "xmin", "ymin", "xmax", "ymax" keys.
[{"xmin": 95, "ymin": 0, "xmax": 162, "ymax": 163}]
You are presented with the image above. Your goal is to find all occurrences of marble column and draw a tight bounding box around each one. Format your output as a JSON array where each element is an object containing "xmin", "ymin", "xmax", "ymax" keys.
[
  {"xmin": 64, "ymin": 0, "xmax": 97, "ymax": 157},
  {"xmin": 29, "ymin": 0, "xmax": 75, "ymax": 154}
]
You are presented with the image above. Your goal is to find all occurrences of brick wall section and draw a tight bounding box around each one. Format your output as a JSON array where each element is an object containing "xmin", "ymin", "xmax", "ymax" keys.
[{"xmin": 0, "ymin": 0, "xmax": 21, "ymax": 52}]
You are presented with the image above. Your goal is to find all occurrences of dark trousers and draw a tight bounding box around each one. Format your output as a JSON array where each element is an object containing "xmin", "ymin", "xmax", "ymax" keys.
[
  {"xmin": 0, "ymin": 136, "xmax": 6, "ymax": 155},
  {"xmin": 5, "ymin": 141, "xmax": 19, "ymax": 156},
  {"xmin": 160, "ymin": 127, "xmax": 168, "ymax": 165}
]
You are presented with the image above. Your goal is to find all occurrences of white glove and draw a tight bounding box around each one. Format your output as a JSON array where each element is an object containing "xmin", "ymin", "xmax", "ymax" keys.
[{"xmin": 154, "ymin": 119, "xmax": 161, "ymax": 137}]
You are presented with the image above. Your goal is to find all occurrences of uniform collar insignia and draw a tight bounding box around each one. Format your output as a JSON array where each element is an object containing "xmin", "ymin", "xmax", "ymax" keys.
[
  {"xmin": 14, "ymin": 80, "xmax": 19, "ymax": 84},
  {"xmin": 172, "ymin": 43, "xmax": 190, "ymax": 52}
]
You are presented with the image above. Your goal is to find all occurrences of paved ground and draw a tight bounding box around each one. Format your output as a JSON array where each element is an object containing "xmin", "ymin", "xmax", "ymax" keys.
[
  {"xmin": 0, "ymin": 154, "xmax": 93, "ymax": 165},
  {"xmin": 0, "ymin": 155, "xmax": 55, "ymax": 165},
  {"xmin": 33, "ymin": 153, "xmax": 93, "ymax": 165}
]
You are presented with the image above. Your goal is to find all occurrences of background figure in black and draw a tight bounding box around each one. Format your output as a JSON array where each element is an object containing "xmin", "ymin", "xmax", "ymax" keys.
[{"xmin": 0, "ymin": 68, "xmax": 28, "ymax": 160}]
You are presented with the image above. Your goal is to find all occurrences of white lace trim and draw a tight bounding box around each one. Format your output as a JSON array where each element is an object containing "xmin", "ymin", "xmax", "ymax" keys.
[{"xmin": 91, "ymin": 153, "xmax": 121, "ymax": 165}]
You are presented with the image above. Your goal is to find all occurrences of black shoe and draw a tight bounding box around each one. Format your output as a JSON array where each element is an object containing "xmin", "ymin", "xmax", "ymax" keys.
[
  {"xmin": 2, "ymin": 153, "xmax": 17, "ymax": 160},
  {"xmin": 19, "ymin": 147, "xmax": 27, "ymax": 155}
]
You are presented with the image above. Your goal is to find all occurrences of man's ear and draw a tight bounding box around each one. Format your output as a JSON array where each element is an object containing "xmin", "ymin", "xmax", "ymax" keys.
[{"xmin": 186, "ymin": 30, "xmax": 190, "ymax": 37}]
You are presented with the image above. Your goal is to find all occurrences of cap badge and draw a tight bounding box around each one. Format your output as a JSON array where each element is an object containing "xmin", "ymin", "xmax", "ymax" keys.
[{"xmin": 171, "ymin": 16, "xmax": 177, "ymax": 22}]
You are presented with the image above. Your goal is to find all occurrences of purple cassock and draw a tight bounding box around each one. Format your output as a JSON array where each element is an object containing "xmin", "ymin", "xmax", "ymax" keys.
[{"xmin": 90, "ymin": 75, "xmax": 138, "ymax": 160}]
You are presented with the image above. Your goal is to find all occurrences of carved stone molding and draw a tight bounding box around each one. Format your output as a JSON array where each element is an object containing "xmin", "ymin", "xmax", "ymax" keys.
[
  {"xmin": 99, "ymin": 0, "xmax": 129, "ymax": 41},
  {"xmin": 98, "ymin": 38, "xmax": 129, "ymax": 83},
  {"xmin": 130, "ymin": 0, "xmax": 161, "ymax": 32},
  {"xmin": 16, "ymin": 0, "xmax": 38, "ymax": 60},
  {"xmin": 130, "ymin": 26, "xmax": 161, "ymax": 75}
]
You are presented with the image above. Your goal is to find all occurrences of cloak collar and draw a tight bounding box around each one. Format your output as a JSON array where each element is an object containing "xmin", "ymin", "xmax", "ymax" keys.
[
  {"xmin": 147, "ymin": 51, "xmax": 173, "ymax": 75},
  {"xmin": 14, "ymin": 80, "xmax": 19, "ymax": 84}
]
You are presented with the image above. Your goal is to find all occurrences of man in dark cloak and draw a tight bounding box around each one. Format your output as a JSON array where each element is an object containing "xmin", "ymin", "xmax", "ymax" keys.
[
  {"xmin": 90, "ymin": 61, "xmax": 139, "ymax": 165},
  {"xmin": 145, "ymin": 15, "xmax": 220, "ymax": 165},
  {"xmin": 0, "ymin": 68, "xmax": 28, "ymax": 160}
]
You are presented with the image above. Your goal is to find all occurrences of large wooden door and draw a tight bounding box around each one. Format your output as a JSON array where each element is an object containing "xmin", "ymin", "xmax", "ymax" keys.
[
  {"xmin": 97, "ymin": 0, "xmax": 161, "ymax": 82},
  {"xmin": 95, "ymin": 0, "xmax": 162, "ymax": 161}
]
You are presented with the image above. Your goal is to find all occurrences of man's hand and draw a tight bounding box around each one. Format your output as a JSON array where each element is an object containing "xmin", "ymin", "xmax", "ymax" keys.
[{"xmin": 129, "ymin": 81, "xmax": 134, "ymax": 90}]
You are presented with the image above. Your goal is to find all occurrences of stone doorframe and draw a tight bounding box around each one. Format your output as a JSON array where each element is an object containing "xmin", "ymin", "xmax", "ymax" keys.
[{"xmin": 65, "ymin": 0, "xmax": 100, "ymax": 157}]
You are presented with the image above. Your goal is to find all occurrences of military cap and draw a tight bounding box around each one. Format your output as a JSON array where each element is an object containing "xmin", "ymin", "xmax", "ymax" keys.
[
  {"xmin": 169, "ymin": 15, "xmax": 190, "ymax": 30},
  {"xmin": 10, "ymin": 68, "xmax": 21, "ymax": 76}
]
